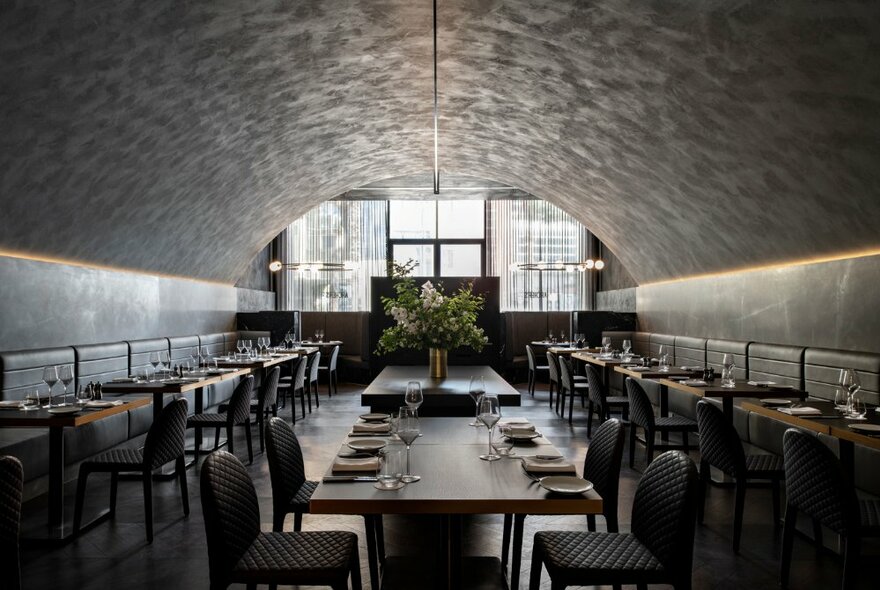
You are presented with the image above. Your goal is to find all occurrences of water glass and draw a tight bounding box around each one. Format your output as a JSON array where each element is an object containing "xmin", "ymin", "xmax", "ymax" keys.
[
  {"xmin": 478, "ymin": 395, "xmax": 502, "ymax": 461},
  {"xmin": 848, "ymin": 394, "xmax": 867, "ymax": 420},
  {"xmin": 622, "ymin": 339, "xmax": 632, "ymax": 356},
  {"xmin": 833, "ymin": 388, "xmax": 848, "ymax": 411},
  {"xmin": 42, "ymin": 365, "xmax": 58, "ymax": 408},
  {"xmin": 721, "ymin": 353, "xmax": 736, "ymax": 388},
  {"xmin": 21, "ymin": 390, "xmax": 40, "ymax": 411},
  {"xmin": 76, "ymin": 384, "xmax": 93, "ymax": 405},
  {"xmin": 492, "ymin": 429, "xmax": 515, "ymax": 457},
  {"xmin": 376, "ymin": 448, "xmax": 404, "ymax": 490},
  {"xmin": 405, "ymin": 381, "xmax": 424, "ymax": 415}
]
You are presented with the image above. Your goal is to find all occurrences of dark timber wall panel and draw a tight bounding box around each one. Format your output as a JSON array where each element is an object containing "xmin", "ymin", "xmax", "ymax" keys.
[
  {"xmin": 0, "ymin": 256, "xmax": 236, "ymax": 351},
  {"xmin": 636, "ymin": 255, "xmax": 880, "ymax": 354}
]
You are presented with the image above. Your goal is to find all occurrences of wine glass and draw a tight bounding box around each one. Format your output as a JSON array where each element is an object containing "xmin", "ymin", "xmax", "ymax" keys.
[
  {"xmin": 468, "ymin": 376, "xmax": 486, "ymax": 427},
  {"xmin": 622, "ymin": 339, "xmax": 632, "ymax": 356},
  {"xmin": 840, "ymin": 369, "xmax": 861, "ymax": 414},
  {"xmin": 547, "ymin": 330, "xmax": 554, "ymax": 343},
  {"xmin": 478, "ymin": 394, "xmax": 502, "ymax": 461},
  {"xmin": 848, "ymin": 394, "xmax": 867, "ymax": 420},
  {"xmin": 834, "ymin": 388, "xmax": 848, "ymax": 411},
  {"xmin": 42, "ymin": 366, "xmax": 58, "ymax": 408},
  {"xmin": 190, "ymin": 347, "xmax": 200, "ymax": 369},
  {"xmin": 314, "ymin": 330, "xmax": 320, "ymax": 342},
  {"xmin": 75, "ymin": 384, "xmax": 93, "ymax": 406},
  {"xmin": 58, "ymin": 364, "xmax": 74, "ymax": 405},
  {"xmin": 602, "ymin": 336, "xmax": 612, "ymax": 354},
  {"xmin": 149, "ymin": 351, "xmax": 161, "ymax": 380},
  {"xmin": 405, "ymin": 381, "xmax": 424, "ymax": 416},
  {"xmin": 236, "ymin": 340, "xmax": 245, "ymax": 358},
  {"xmin": 200, "ymin": 346, "xmax": 211, "ymax": 366},
  {"xmin": 560, "ymin": 330, "xmax": 566, "ymax": 345},
  {"xmin": 397, "ymin": 407, "xmax": 421, "ymax": 483},
  {"xmin": 721, "ymin": 353, "xmax": 736, "ymax": 387}
]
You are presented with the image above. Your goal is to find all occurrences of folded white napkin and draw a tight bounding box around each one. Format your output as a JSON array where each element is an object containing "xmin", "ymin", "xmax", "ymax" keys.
[
  {"xmin": 682, "ymin": 380, "xmax": 708, "ymax": 386},
  {"xmin": 332, "ymin": 456, "xmax": 380, "ymax": 472},
  {"xmin": 352, "ymin": 422, "xmax": 392, "ymax": 433},
  {"xmin": 86, "ymin": 400, "xmax": 124, "ymax": 408},
  {"xmin": 748, "ymin": 381, "xmax": 776, "ymax": 387},
  {"xmin": 0, "ymin": 400, "xmax": 23, "ymax": 409},
  {"xmin": 111, "ymin": 377, "xmax": 138, "ymax": 383},
  {"xmin": 778, "ymin": 407, "xmax": 821, "ymax": 416},
  {"xmin": 521, "ymin": 457, "xmax": 577, "ymax": 474},
  {"xmin": 627, "ymin": 366, "xmax": 651, "ymax": 372},
  {"xmin": 502, "ymin": 426, "xmax": 537, "ymax": 436}
]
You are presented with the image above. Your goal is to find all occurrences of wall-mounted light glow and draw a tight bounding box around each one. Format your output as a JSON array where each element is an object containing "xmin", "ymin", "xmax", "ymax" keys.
[{"xmin": 269, "ymin": 260, "xmax": 283, "ymax": 272}]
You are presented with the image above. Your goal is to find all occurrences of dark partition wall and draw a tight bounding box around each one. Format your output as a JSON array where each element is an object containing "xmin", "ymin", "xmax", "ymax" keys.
[
  {"xmin": 236, "ymin": 311, "xmax": 299, "ymax": 345},
  {"xmin": 570, "ymin": 311, "xmax": 637, "ymax": 348},
  {"xmin": 370, "ymin": 277, "xmax": 500, "ymax": 371}
]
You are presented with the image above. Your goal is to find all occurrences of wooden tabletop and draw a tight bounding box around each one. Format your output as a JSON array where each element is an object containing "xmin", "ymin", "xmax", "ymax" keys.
[
  {"xmin": 743, "ymin": 400, "xmax": 880, "ymax": 451},
  {"xmin": 572, "ymin": 352, "xmax": 631, "ymax": 367},
  {"xmin": 214, "ymin": 352, "xmax": 305, "ymax": 370},
  {"xmin": 547, "ymin": 347, "xmax": 593, "ymax": 356},
  {"xmin": 310, "ymin": 417, "xmax": 601, "ymax": 515},
  {"xmin": 0, "ymin": 396, "xmax": 151, "ymax": 428},
  {"xmin": 656, "ymin": 378, "xmax": 807, "ymax": 400},
  {"xmin": 101, "ymin": 367, "xmax": 252, "ymax": 395},
  {"xmin": 344, "ymin": 418, "xmax": 554, "ymax": 448},
  {"xmin": 615, "ymin": 366, "xmax": 700, "ymax": 380}
]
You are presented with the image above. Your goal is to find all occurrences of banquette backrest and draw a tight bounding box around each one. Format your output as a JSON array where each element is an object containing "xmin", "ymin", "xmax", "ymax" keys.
[
  {"xmin": 326, "ymin": 312, "xmax": 368, "ymax": 360},
  {"xmin": 632, "ymin": 332, "xmax": 651, "ymax": 357},
  {"xmin": 502, "ymin": 312, "xmax": 553, "ymax": 363},
  {"xmin": 747, "ymin": 343, "xmax": 804, "ymax": 389},
  {"xmin": 706, "ymin": 338, "xmax": 749, "ymax": 380},
  {"xmin": 0, "ymin": 347, "xmax": 75, "ymax": 401},
  {"xmin": 601, "ymin": 331, "xmax": 633, "ymax": 350},
  {"xmin": 222, "ymin": 331, "xmax": 238, "ymax": 352},
  {"xmin": 674, "ymin": 336, "xmax": 706, "ymax": 368},
  {"xmin": 649, "ymin": 333, "xmax": 676, "ymax": 364},
  {"xmin": 199, "ymin": 333, "xmax": 226, "ymax": 356},
  {"xmin": 168, "ymin": 335, "xmax": 199, "ymax": 365},
  {"xmin": 128, "ymin": 338, "xmax": 170, "ymax": 377},
  {"xmin": 74, "ymin": 342, "xmax": 129, "ymax": 390},
  {"xmin": 546, "ymin": 312, "xmax": 570, "ymax": 339},
  {"xmin": 805, "ymin": 347, "xmax": 880, "ymax": 406},
  {"xmin": 300, "ymin": 312, "xmax": 326, "ymax": 342}
]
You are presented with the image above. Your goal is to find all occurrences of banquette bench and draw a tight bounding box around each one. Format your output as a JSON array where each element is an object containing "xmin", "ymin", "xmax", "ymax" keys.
[
  {"xmin": 0, "ymin": 331, "xmax": 245, "ymax": 498},
  {"xmin": 600, "ymin": 330, "xmax": 880, "ymax": 498}
]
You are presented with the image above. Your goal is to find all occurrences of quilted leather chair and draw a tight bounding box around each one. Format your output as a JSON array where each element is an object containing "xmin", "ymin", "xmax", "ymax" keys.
[
  {"xmin": 502, "ymin": 419, "xmax": 625, "ymax": 589},
  {"xmin": 525, "ymin": 345, "xmax": 549, "ymax": 397},
  {"xmin": 220, "ymin": 367, "xmax": 280, "ymax": 454},
  {"xmin": 780, "ymin": 429, "xmax": 880, "ymax": 590},
  {"xmin": 318, "ymin": 344, "xmax": 340, "ymax": 397},
  {"xmin": 546, "ymin": 351, "xmax": 561, "ymax": 413},
  {"xmin": 696, "ymin": 401, "xmax": 784, "ymax": 553},
  {"xmin": 200, "ymin": 450, "xmax": 361, "ymax": 590},
  {"xmin": 529, "ymin": 450, "xmax": 699, "ymax": 590},
  {"xmin": 627, "ymin": 378, "xmax": 697, "ymax": 469},
  {"xmin": 187, "ymin": 376, "xmax": 254, "ymax": 464},
  {"xmin": 0, "ymin": 455, "xmax": 23, "ymax": 590},
  {"xmin": 73, "ymin": 398, "xmax": 189, "ymax": 543},
  {"xmin": 307, "ymin": 350, "xmax": 321, "ymax": 409},
  {"xmin": 559, "ymin": 357, "xmax": 589, "ymax": 425},
  {"xmin": 279, "ymin": 356, "xmax": 308, "ymax": 422},
  {"xmin": 585, "ymin": 364, "xmax": 629, "ymax": 437},
  {"xmin": 265, "ymin": 417, "xmax": 317, "ymax": 532}
]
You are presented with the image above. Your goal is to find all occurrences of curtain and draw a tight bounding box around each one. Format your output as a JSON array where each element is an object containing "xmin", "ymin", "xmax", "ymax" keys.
[
  {"xmin": 278, "ymin": 201, "xmax": 387, "ymax": 311},
  {"xmin": 487, "ymin": 200, "xmax": 593, "ymax": 311}
]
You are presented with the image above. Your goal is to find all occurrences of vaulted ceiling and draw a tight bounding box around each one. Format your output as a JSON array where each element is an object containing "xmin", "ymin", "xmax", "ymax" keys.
[{"xmin": 1, "ymin": 0, "xmax": 878, "ymax": 285}]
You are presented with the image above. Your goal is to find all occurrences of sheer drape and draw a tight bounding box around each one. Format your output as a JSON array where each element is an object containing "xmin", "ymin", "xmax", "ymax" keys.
[
  {"xmin": 278, "ymin": 201, "xmax": 387, "ymax": 311},
  {"xmin": 487, "ymin": 200, "xmax": 593, "ymax": 311}
]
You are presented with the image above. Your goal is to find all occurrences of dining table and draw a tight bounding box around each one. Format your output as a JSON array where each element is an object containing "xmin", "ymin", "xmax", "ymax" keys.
[
  {"xmin": 655, "ymin": 378, "xmax": 807, "ymax": 422},
  {"xmin": 310, "ymin": 417, "xmax": 601, "ymax": 590},
  {"xmin": 0, "ymin": 396, "xmax": 152, "ymax": 542}
]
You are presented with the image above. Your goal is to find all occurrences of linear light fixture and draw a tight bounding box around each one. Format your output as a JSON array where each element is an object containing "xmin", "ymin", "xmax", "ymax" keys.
[
  {"xmin": 510, "ymin": 259, "xmax": 605, "ymax": 272},
  {"xmin": 269, "ymin": 261, "xmax": 359, "ymax": 273}
]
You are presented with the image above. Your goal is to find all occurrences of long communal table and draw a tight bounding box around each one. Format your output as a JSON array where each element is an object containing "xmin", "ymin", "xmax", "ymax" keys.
[
  {"xmin": 309, "ymin": 417, "xmax": 601, "ymax": 590},
  {"xmin": 0, "ymin": 397, "xmax": 151, "ymax": 542}
]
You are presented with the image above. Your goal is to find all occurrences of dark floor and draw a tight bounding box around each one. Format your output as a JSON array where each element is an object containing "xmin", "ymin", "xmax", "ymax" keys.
[{"xmin": 20, "ymin": 380, "xmax": 877, "ymax": 589}]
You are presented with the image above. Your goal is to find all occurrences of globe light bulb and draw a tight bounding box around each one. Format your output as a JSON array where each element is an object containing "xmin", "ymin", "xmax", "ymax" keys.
[
  {"xmin": 594, "ymin": 259, "xmax": 605, "ymax": 270},
  {"xmin": 269, "ymin": 261, "xmax": 283, "ymax": 272},
  {"xmin": 584, "ymin": 259, "xmax": 595, "ymax": 269}
]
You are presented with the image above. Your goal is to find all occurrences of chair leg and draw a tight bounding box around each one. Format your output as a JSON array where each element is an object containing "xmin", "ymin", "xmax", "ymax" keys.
[
  {"xmin": 780, "ymin": 503, "xmax": 797, "ymax": 589},
  {"xmin": 244, "ymin": 420, "xmax": 253, "ymax": 464},
  {"xmin": 501, "ymin": 514, "xmax": 512, "ymax": 569},
  {"xmin": 697, "ymin": 460, "xmax": 710, "ymax": 524},
  {"xmin": 177, "ymin": 456, "xmax": 189, "ymax": 516},
  {"xmin": 586, "ymin": 514, "xmax": 596, "ymax": 532},
  {"xmin": 733, "ymin": 479, "xmax": 746, "ymax": 553},
  {"xmin": 300, "ymin": 387, "xmax": 306, "ymax": 419},
  {"xmin": 682, "ymin": 429, "xmax": 690, "ymax": 452},
  {"xmin": 213, "ymin": 427, "xmax": 220, "ymax": 451},
  {"xmin": 568, "ymin": 389, "xmax": 574, "ymax": 425},
  {"xmin": 314, "ymin": 381, "xmax": 320, "ymax": 408},
  {"xmin": 258, "ymin": 414, "xmax": 265, "ymax": 454},
  {"xmin": 528, "ymin": 541, "xmax": 543, "ymax": 590},
  {"xmin": 548, "ymin": 381, "xmax": 554, "ymax": 409},
  {"xmin": 327, "ymin": 372, "xmax": 332, "ymax": 397},
  {"xmin": 771, "ymin": 477, "xmax": 781, "ymax": 526},
  {"xmin": 605, "ymin": 505, "xmax": 619, "ymax": 533},
  {"xmin": 511, "ymin": 514, "xmax": 526, "ymax": 590},
  {"xmin": 226, "ymin": 425, "xmax": 234, "ymax": 456},
  {"xmin": 109, "ymin": 471, "xmax": 119, "ymax": 517},
  {"xmin": 645, "ymin": 428, "xmax": 654, "ymax": 465},
  {"xmin": 587, "ymin": 401, "xmax": 594, "ymax": 437},
  {"xmin": 73, "ymin": 467, "xmax": 90, "ymax": 533},
  {"xmin": 294, "ymin": 511, "xmax": 303, "ymax": 532},
  {"xmin": 842, "ymin": 535, "xmax": 860, "ymax": 590},
  {"xmin": 193, "ymin": 425, "xmax": 201, "ymax": 461},
  {"xmin": 629, "ymin": 424, "xmax": 636, "ymax": 468},
  {"xmin": 349, "ymin": 544, "xmax": 363, "ymax": 590},
  {"xmin": 143, "ymin": 470, "xmax": 154, "ymax": 543}
]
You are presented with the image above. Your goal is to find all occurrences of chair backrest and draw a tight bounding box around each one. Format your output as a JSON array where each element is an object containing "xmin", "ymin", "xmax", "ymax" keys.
[
  {"xmin": 783, "ymin": 428, "xmax": 859, "ymax": 535},
  {"xmin": 546, "ymin": 351, "xmax": 559, "ymax": 385},
  {"xmin": 265, "ymin": 417, "xmax": 307, "ymax": 505},
  {"xmin": 695, "ymin": 401, "xmax": 745, "ymax": 477},
  {"xmin": 200, "ymin": 451, "xmax": 261, "ymax": 588},
  {"xmin": 631, "ymin": 451, "xmax": 698, "ymax": 584},
  {"xmin": 226, "ymin": 376, "xmax": 254, "ymax": 425},
  {"xmin": 0, "ymin": 455, "xmax": 23, "ymax": 590},
  {"xmin": 583, "ymin": 418, "xmax": 625, "ymax": 516},
  {"xmin": 625, "ymin": 377, "xmax": 655, "ymax": 430},
  {"xmin": 584, "ymin": 364, "xmax": 605, "ymax": 408},
  {"xmin": 328, "ymin": 345, "xmax": 340, "ymax": 370},
  {"xmin": 257, "ymin": 367, "xmax": 281, "ymax": 413},
  {"xmin": 526, "ymin": 345, "xmax": 537, "ymax": 371},
  {"xmin": 293, "ymin": 356, "xmax": 308, "ymax": 390},
  {"xmin": 143, "ymin": 398, "xmax": 189, "ymax": 469},
  {"xmin": 308, "ymin": 351, "xmax": 321, "ymax": 383},
  {"xmin": 558, "ymin": 356, "xmax": 575, "ymax": 393}
]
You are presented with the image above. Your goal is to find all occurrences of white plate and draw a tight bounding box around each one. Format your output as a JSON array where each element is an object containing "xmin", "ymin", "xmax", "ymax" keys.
[
  {"xmin": 504, "ymin": 431, "xmax": 541, "ymax": 441},
  {"xmin": 761, "ymin": 398, "xmax": 792, "ymax": 407},
  {"xmin": 347, "ymin": 439, "xmax": 387, "ymax": 452},
  {"xmin": 359, "ymin": 413, "xmax": 391, "ymax": 422},
  {"xmin": 849, "ymin": 423, "xmax": 880, "ymax": 434},
  {"xmin": 539, "ymin": 476, "xmax": 594, "ymax": 495},
  {"xmin": 47, "ymin": 406, "xmax": 81, "ymax": 415}
]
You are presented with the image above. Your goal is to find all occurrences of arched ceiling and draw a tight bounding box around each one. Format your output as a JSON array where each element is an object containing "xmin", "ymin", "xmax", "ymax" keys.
[{"xmin": 1, "ymin": 0, "xmax": 879, "ymax": 285}]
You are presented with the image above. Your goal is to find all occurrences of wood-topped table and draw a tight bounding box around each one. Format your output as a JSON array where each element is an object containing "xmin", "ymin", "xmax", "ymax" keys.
[
  {"xmin": 546, "ymin": 346, "xmax": 594, "ymax": 356},
  {"xmin": 311, "ymin": 417, "xmax": 600, "ymax": 590},
  {"xmin": 656, "ymin": 378, "xmax": 807, "ymax": 421},
  {"xmin": 0, "ymin": 397, "xmax": 151, "ymax": 541},
  {"xmin": 361, "ymin": 366, "xmax": 521, "ymax": 416}
]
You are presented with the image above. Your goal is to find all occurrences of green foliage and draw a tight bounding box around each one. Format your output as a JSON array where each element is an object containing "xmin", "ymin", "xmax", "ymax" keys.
[{"xmin": 376, "ymin": 276, "xmax": 488, "ymax": 354}]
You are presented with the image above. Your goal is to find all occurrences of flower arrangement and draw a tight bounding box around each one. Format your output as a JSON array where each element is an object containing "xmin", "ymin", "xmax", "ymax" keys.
[{"xmin": 376, "ymin": 267, "xmax": 488, "ymax": 354}]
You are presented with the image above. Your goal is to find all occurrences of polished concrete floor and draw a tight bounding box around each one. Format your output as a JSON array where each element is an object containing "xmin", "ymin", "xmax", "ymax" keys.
[{"xmin": 20, "ymin": 380, "xmax": 876, "ymax": 589}]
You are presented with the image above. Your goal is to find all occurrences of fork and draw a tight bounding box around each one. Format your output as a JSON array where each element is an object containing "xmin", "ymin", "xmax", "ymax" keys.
[{"xmin": 520, "ymin": 462, "xmax": 544, "ymax": 484}]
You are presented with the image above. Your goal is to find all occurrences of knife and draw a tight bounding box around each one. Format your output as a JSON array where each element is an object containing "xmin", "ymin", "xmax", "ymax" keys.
[{"xmin": 322, "ymin": 476, "xmax": 378, "ymax": 483}]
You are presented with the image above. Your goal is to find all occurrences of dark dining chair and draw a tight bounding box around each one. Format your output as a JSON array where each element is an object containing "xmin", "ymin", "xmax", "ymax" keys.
[
  {"xmin": 319, "ymin": 344, "xmax": 340, "ymax": 397},
  {"xmin": 780, "ymin": 429, "xmax": 880, "ymax": 590},
  {"xmin": 546, "ymin": 351, "xmax": 561, "ymax": 413},
  {"xmin": 585, "ymin": 364, "xmax": 629, "ymax": 436},
  {"xmin": 696, "ymin": 400, "xmax": 784, "ymax": 552},
  {"xmin": 529, "ymin": 450, "xmax": 699, "ymax": 590},
  {"xmin": 626, "ymin": 377, "xmax": 697, "ymax": 468},
  {"xmin": 278, "ymin": 356, "xmax": 308, "ymax": 423},
  {"xmin": 501, "ymin": 419, "xmax": 625, "ymax": 589},
  {"xmin": 220, "ymin": 366, "xmax": 280, "ymax": 454},
  {"xmin": 525, "ymin": 345, "xmax": 549, "ymax": 397},
  {"xmin": 200, "ymin": 450, "xmax": 361, "ymax": 590},
  {"xmin": 306, "ymin": 350, "xmax": 321, "ymax": 409},
  {"xmin": 0, "ymin": 455, "xmax": 23, "ymax": 590},
  {"xmin": 73, "ymin": 398, "xmax": 189, "ymax": 543},
  {"xmin": 265, "ymin": 416, "xmax": 318, "ymax": 532},
  {"xmin": 188, "ymin": 375, "xmax": 254, "ymax": 464},
  {"xmin": 559, "ymin": 356, "xmax": 589, "ymax": 425}
]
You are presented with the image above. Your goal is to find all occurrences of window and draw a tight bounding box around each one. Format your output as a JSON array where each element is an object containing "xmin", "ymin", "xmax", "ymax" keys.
[
  {"xmin": 440, "ymin": 244, "xmax": 482, "ymax": 276},
  {"xmin": 438, "ymin": 201, "xmax": 484, "ymax": 238},
  {"xmin": 389, "ymin": 201, "xmax": 436, "ymax": 239},
  {"xmin": 393, "ymin": 244, "xmax": 435, "ymax": 276}
]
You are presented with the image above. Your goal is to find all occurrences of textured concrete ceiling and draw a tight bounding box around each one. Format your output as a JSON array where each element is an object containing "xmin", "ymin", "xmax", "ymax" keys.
[{"xmin": 1, "ymin": 0, "xmax": 879, "ymax": 285}]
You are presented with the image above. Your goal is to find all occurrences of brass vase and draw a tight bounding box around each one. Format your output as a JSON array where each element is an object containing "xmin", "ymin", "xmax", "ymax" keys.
[{"xmin": 429, "ymin": 348, "xmax": 448, "ymax": 378}]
